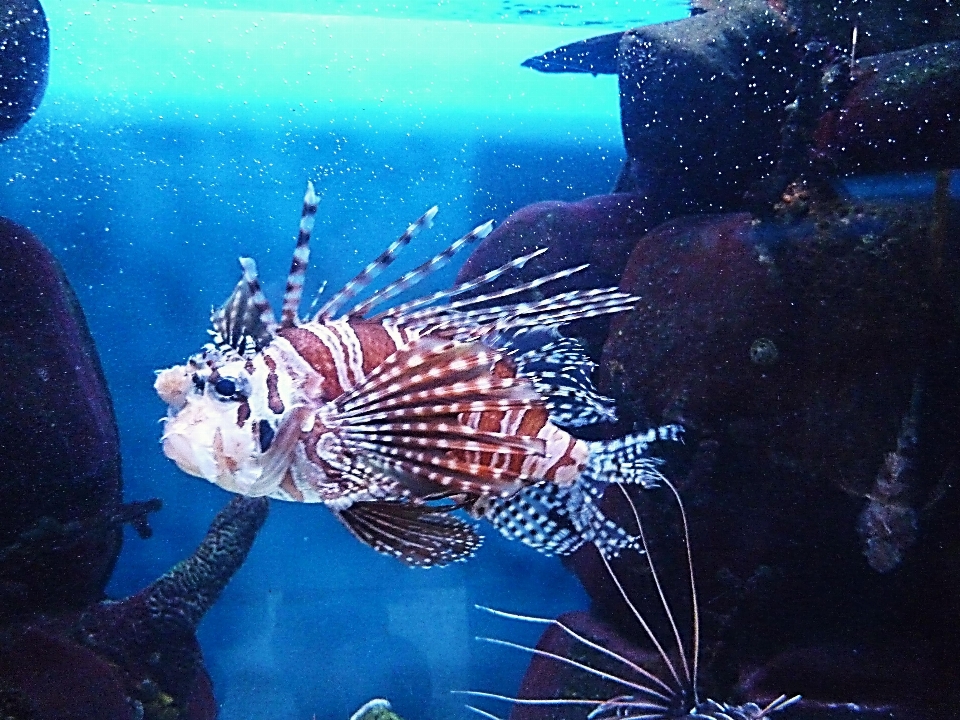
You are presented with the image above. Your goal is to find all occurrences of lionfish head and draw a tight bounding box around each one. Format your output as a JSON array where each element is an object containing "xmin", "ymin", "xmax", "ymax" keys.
[{"xmin": 155, "ymin": 256, "xmax": 308, "ymax": 497}]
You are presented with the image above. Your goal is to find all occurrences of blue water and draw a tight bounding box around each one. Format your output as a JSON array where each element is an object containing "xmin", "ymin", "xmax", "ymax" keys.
[{"xmin": 0, "ymin": 1, "xmax": 688, "ymax": 718}]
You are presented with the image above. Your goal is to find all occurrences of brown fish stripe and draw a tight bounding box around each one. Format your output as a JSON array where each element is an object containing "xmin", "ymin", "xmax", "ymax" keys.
[
  {"xmin": 263, "ymin": 355, "xmax": 286, "ymax": 415},
  {"xmin": 350, "ymin": 320, "xmax": 402, "ymax": 375},
  {"xmin": 236, "ymin": 399, "xmax": 251, "ymax": 427},
  {"xmin": 278, "ymin": 326, "xmax": 344, "ymax": 399}
]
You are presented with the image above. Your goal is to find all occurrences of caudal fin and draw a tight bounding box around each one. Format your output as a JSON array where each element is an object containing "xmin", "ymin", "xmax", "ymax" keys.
[
  {"xmin": 479, "ymin": 424, "xmax": 684, "ymax": 558},
  {"xmin": 478, "ymin": 480, "xmax": 640, "ymax": 558},
  {"xmin": 583, "ymin": 425, "xmax": 684, "ymax": 488}
]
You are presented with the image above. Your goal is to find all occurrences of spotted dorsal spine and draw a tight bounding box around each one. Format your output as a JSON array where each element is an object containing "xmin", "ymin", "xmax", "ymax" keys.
[
  {"xmin": 347, "ymin": 219, "xmax": 494, "ymax": 319},
  {"xmin": 238, "ymin": 257, "xmax": 277, "ymax": 335},
  {"xmin": 280, "ymin": 181, "xmax": 320, "ymax": 329},
  {"xmin": 370, "ymin": 248, "xmax": 548, "ymax": 322},
  {"xmin": 315, "ymin": 205, "xmax": 439, "ymax": 321}
]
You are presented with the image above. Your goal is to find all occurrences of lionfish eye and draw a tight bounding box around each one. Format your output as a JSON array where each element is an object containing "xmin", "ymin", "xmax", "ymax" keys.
[
  {"xmin": 214, "ymin": 378, "xmax": 236, "ymax": 396},
  {"xmin": 213, "ymin": 377, "xmax": 246, "ymax": 400}
]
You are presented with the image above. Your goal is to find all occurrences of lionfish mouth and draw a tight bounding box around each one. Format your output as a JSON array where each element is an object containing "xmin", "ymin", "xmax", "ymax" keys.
[
  {"xmin": 245, "ymin": 405, "xmax": 312, "ymax": 497},
  {"xmin": 458, "ymin": 482, "xmax": 801, "ymax": 720}
]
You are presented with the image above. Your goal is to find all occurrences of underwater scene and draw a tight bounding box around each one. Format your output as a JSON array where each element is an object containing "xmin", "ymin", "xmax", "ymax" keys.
[{"xmin": 1, "ymin": 0, "xmax": 959, "ymax": 718}]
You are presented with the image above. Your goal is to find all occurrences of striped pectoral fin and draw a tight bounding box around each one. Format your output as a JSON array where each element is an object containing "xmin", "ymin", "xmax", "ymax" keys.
[
  {"xmin": 336, "ymin": 336, "xmax": 533, "ymax": 415},
  {"xmin": 334, "ymin": 501, "xmax": 482, "ymax": 567},
  {"xmin": 351, "ymin": 438, "xmax": 536, "ymax": 497},
  {"xmin": 328, "ymin": 337, "xmax": 556, "ymax": 495}
]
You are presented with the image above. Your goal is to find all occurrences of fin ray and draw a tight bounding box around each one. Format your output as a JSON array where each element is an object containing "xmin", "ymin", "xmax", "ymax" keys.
[
  {"xmin": 279, "ymin": 181, "xmax": 320, "ymax": 328},
  {"xmin": 336, "ymin": 501, "xmax": 481, "ymax": 567},
  {"xmin": 316, "ymin": 206, "xmax": 438, "ymax": 321}
]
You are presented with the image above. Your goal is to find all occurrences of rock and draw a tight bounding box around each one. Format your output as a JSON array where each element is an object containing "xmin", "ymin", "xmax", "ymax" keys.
[
  {"xmin": 0, "ymin": 496, "xmax": 268, "ymax": 720},
  {"xmin": 0, "ymin": 220, "xmax": 268, "ymax": 719},
  {"xmin": 816, "ymin": 41, "xmax": 960, "ymax": 176},
  {"xmin": 600, "ymin": 200, "xmax": 960, "ymax": 504},
  {"xmin": 768, "ymin": 0, "xmax": 960, "ymax": 57},
  {"xmin": 614, "ymin": 1, "xmax": 801, "ymax": 214},
  {"xmin": 0, "ymin": 0, "xmax": 49, "ymax": 140},
  {"xmin": 0, "ymin": 218, "xmax": 125, "ymax": 620},
  {"xmin": 569, "ymin": 198, "xmax": 960, "ymax": 716}
]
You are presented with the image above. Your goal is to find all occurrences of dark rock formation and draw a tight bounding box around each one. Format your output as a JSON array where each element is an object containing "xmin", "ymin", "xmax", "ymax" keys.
[
  {"xmin": 0, "ymin": 217, "xmax": 126, "ymax": 620},
  {"xmin": 816, "ymin": 41, "xmax": 960, "ymax": 176},
  {"xmin": 0, "ymin": 218, "xmax": 269, "ymax": 719},
  {"xmin": 522, "ymin": 5, "xmax": 960, "ymax": 214},
  {"xmin": 0, "ymin": 0, "xmax": 49, "ymax": 140},
  {"xmin": 464, "ymin": 196, "xmax": 960, "ymax": 719},
  {"xmin": 600, "ymin": 200, "xmax": 960, "ymax": 507},
  {"xmin": 0, "ymin": 496, "xmax": 268, "ymax": 720},
  {"xmin": 613, "ymin": 1, "xmax": 801, "ymax": 215},
  {"xmin": 588, "ymin": 200, "xmax": 960, "ymax": 716}
]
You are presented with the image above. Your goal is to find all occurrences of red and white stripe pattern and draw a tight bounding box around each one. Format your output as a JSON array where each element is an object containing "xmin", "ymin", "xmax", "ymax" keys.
[{"xmin": 163, "ymin": 181, "xmax": 676, "ymax": 566}]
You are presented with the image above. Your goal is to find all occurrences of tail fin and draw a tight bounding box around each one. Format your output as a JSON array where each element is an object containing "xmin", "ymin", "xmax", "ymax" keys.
[
  {"xmin": 479, "ymin": 424, "xmax": 684, "ymax": 558},
  {"xmin": 582, "ymin": 425, "xmax": 684, "ymax": 489},
  {"xmin": 478, "ymin": 480, "xmax": 639, "ymax": 558}
]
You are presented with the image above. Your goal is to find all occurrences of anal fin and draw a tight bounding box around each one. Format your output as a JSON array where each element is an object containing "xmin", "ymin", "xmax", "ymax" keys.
[{"xmin": 335, "ymin": 501, "xmax": 482, "ymax": 567}]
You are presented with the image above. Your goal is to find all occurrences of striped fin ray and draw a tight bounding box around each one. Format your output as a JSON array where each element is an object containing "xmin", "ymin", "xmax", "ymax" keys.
[
  {"xmin": 371, "ymin": 248, "xmax": 548, "ymax": 322},
  {"xmin": 493, "ymin": 329, "xmax": 618, "ymax": 427},
  {"xmin": 336, "ymin": 501, "xmax": 482, "ymax": 567},
  {"xmin": 321, "ymin": 340, "xmax": 549, "ymax": 495},
  {"xmin": 413, "ymin": 288, "xmax": 638, "ymax": 337},
  {"xmin": 346, "ymin": 219, "xmax": 494, "ymax": 319},
  {"xmin": 315, "ymin": 206, "xmax": 438, "ymax": 321},
  {"xmin": 341, "ymin": 422, "xmax": 547, "ymax": 456},
  {"xmin": 480, "ymin": 481, "xmax": 640, "ymax": 558},
  {"xmin": 582, "ymin": 425, "xmax": 684, "ymax": 488},
  {"xmin": 211, "ymin": 257, "xmax": 277, "ymax": 356},
  {"xmin": 400, "ymin": 262, "xmax": 590, "ymax": 322},
  {"xmin": 279, "ymin": 181, "xmax": 320, "ymax": 329},
  {"xmin": 328, "ymin": 413, "xmax": 545, "ymax": 494},
  {"xmin": 337, "ymin": 397, "xmax": 539, "ymax": 425},
  {"xmin": 356, "ymin": 447, "xmax": 534, "ymax": 496}
]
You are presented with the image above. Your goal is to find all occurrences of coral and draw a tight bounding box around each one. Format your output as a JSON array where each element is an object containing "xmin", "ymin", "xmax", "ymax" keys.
[
  {"xmin": 349, "ymin": 698, "xmax": 407, "ymax": 720},
  {"xmin": 0, "ymin": 497, "xmax": 267, "ymax": 720},
  {"xmin": 77, "ymin": 496, "xmax": 269, "ymax": 712}
]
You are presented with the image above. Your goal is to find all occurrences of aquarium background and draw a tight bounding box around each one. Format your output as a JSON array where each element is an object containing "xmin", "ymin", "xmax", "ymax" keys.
[{"xmin": 0, "ymin": 1, "xmax": 689, "ymax": 718}]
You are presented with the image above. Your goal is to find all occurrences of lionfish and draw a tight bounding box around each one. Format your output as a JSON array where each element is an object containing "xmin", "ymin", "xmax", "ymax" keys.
[
  {"xmin": 155, "ymin": 184, "xmax": 680, "ymax": 566},
  {"xmin": 155, "ymin": 181, "xmax": 680, "ymax": 567},
  {"xmin": 463, "ymin": 480, "xmax": 801, "ymax": 719}
]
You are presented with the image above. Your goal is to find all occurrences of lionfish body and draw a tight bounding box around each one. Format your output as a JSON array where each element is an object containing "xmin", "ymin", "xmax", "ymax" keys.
[{"xmin": 156, "ymin": 182, "xmax": 677, "ymax": 566}]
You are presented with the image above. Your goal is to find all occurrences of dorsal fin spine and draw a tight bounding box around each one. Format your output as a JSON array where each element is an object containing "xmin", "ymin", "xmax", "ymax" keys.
[
  {"xmin": 315, "ymin": 205, "xmax": 438, "ymax": 322},
  {"xmin": 238, "ymin": 257, "xmax": 277, "ymax": 334},
  {"xmin": 279, "ymin": 181, "xmax": 320, "ymax": 329},
  {"xmin": 346, "ymin": 219, "xmax": 494, "ymax": 319}
]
